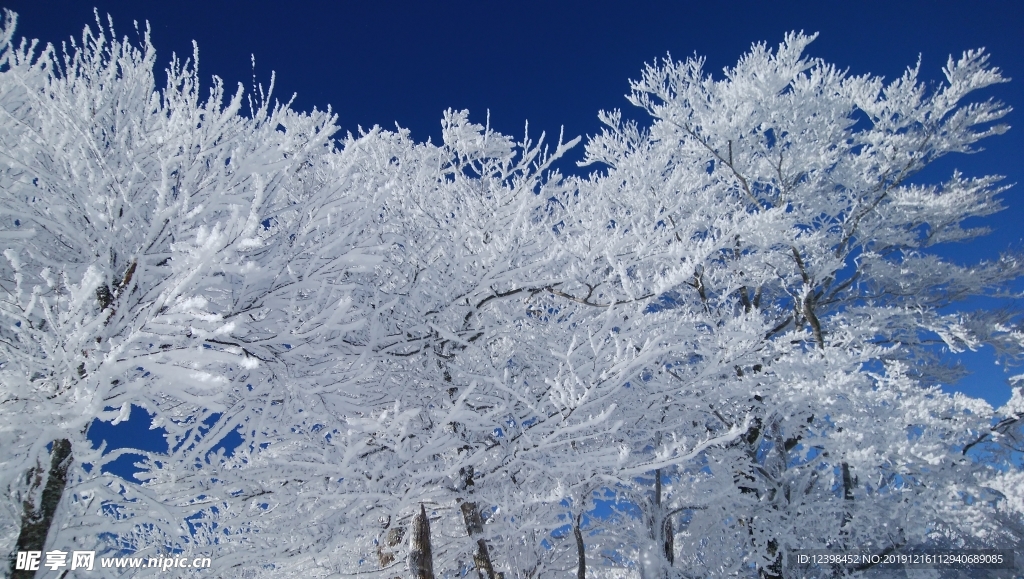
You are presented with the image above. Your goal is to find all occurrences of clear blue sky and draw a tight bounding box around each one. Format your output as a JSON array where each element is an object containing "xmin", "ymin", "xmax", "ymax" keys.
[{"xmin": 5, "ymin": 1, "xmax": 1022, "ymax": 425}]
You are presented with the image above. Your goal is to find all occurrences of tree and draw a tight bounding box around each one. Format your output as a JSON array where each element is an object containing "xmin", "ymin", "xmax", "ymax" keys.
[
  {"xmin": 445, "ymin": 31, "xmax": 1024, "ymax": 578},
  {"xmin": 539, "ymin": 32, "xmax": 1024, "ymax": 578},
  {"xmin": 0, "ymin": 11, "xmax": 367, "ymax": 575}
]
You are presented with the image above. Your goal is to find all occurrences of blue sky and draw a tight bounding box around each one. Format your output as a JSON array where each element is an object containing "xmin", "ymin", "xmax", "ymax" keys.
[{"xmin": 5, "ymin": 1, "xmax": 1023, "ymax": 463}]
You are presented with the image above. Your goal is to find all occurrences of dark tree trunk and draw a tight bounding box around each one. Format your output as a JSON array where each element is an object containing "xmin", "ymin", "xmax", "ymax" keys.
[
  {"xmin": 10, "ymin": 439, "xmax": 72, "ymax": 579},
  {"xmin": 460, "ymin": 501, "xmax": 499, "ymax": 579},
  {"xmin": 841, "ymin": 462, "xmax": 854, "ymax": 501},
  {"xmin": 663, "ymin": 516, "xmax": 674, "ymax": 566},
  {"xmin": 408, "ymin": 504, "xmax": 435, "ymax": 579},
  {"xmin": 573, "ymin": 513, "xmax": 586, "ymax": 579},
  {"xmin": 654, "ymin": 467, "xmax": 674, "ymax": 571}
]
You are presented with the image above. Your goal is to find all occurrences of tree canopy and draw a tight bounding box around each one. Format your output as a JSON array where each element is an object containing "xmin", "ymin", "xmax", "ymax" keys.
[{"xmin": 1, "ymin": 11, "xmax": 1022, "ymax": 579}]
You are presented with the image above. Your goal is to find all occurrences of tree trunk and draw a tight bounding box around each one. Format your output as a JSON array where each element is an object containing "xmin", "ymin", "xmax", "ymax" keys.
[
  {"xmin": 654, "ymin": 467, "xmax": 674, "ymax": 573},
  {"xmin": 663, "ymin": 516, "xmax": 673, "ymax": 566},
  {"xmin": 11, "ymin": 439, "xmax": 72, "ymax": 579},
  {"xmin": 460, "ymin": 500, "xmax": 499, "ymax": 579},
  {"xmin": 573, "ymin": 513, "xmax": 585, "ymax": 579},
  {"xmin": 841, "ymin": 462, "xmax": 854, "ymax": 501},
  {"xmin": 408, "ymin": 504, "xmax": 434, "ymax": 579}
]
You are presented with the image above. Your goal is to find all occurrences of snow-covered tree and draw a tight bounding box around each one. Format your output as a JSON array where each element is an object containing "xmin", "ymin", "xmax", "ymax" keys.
[
  {"xmin": 537, "ymin": 32, "xmax": 1024, "ymax": 578},
  {"xmin": 0, "ymin": 11, "xmax": 370, "ymax": 576}
]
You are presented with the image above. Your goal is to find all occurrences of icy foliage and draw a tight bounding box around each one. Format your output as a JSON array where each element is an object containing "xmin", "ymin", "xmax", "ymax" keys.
[{"xmin": 1, "ymin": 12, "xmax": 1022, "ymax": 579}]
